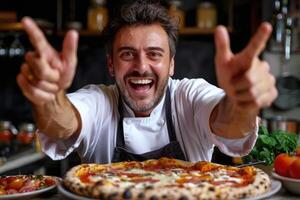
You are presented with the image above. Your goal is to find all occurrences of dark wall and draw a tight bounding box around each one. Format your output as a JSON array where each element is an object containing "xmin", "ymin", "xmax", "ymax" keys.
[
  {"xmin": 0, "ymin": 57, "xmax": 31, "ymax": 124},
  {"xmin": 0, "ymin": 38, "xmax": 217, "ymax": 125},
  {"xmin": 0, "ymin": 0, "xmax": 257, "ymax": 125}
]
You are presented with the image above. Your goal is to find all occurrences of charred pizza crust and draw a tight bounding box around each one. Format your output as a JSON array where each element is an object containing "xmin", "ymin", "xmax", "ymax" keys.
[{"xmin": 63, "ymin": 158, "xmax": 271, "ymax": 200}]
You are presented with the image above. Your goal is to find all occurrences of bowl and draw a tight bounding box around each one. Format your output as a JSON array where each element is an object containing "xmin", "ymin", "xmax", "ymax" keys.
[{"xmin": 272, "ymin": 171, "xmax": 300, "ymax": 195}]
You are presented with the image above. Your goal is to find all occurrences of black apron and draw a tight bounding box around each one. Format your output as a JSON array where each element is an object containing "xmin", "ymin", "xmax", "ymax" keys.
[{"xmin": 111, "ymin": 88, "xmax": 186, "ymax": 162}]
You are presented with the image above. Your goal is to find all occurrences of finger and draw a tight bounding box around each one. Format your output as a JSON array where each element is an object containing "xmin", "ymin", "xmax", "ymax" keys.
[
  {"xmin": 62, "ymin": 30, "xmax": 79, "ymax": 67},
  {"xmin": 231, "ymin": 61, "xmax": 270, "ymax": 92},
  {"xmin": 242, "ymin": 22, "xmax": 272, "ymax": 60},
  {"xmin": 34, "ymin": 80, "xmax": 60, "ymax": 93},
  {"xmin": 231, "ymin": 75, "xmax": 258, "ymax": 93},
  {"xmin": 234, "ymin": 79, "xmax": 272, "ymax": 102},
  {"xmin": 21, "ymin": 17, "xmax": 53, "ymax": 57},
  {"xmin": 20, "ymin": 63, "xmax": 35, "ymax": 83},
  {"xmin": 25, "ymin": 52, "xmax": 60, "ymax": 83},
  {"xmin": 17, "ymin": 74, "xmax": 56, "ymax": 105},
  {"xmin": 257, "ymin": 87, "xmax": 278, "ymax": 108},
  {"xmin": 57, "ymin": 30, "xmax": 79, "ymax": 88},
  {"xmin": 214, "ymin": 25, "xmax": 233, "ymax": 64},
  {"xmin": 22, "ymin": 17, "xmax": 62, "ymax": 68},
  {"xmin": 237, "ymin": 87, "xmax": 277, "ymax": 110},
  {"xmin": 20, "ymin": 63, "xmax": 60, "ymax": 93}
]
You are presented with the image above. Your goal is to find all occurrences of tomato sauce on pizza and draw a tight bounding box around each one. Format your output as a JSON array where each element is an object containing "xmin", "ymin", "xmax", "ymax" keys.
[{"xmin": 0, "ymin": 175, "xmax": 57, "ymax": 195}]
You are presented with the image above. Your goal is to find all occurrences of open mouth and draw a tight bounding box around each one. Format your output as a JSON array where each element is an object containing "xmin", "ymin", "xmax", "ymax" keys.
[{"xmin": 127, "ymin": 78, "xmax": 154, "ymax": 94}]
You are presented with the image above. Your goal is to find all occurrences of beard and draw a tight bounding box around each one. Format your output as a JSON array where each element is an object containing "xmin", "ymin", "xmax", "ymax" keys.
[{"xmin": 116, "ymin": 73, "xmax": 169, "ymax": 114}]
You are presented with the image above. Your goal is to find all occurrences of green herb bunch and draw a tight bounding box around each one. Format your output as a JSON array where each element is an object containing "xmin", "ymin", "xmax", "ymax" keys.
[{"xmin": 243, "ymin": 125, "xmax": 298, "ymax": 165}]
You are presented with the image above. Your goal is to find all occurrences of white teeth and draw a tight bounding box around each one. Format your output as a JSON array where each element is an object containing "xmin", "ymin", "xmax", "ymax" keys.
[{"xmin": 130, "ymin": 79, "xmax": 152, "ymax": 84}]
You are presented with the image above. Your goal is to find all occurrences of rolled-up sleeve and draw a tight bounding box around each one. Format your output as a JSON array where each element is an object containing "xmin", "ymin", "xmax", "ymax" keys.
[
  {"xmin": 209, "ymin": 118, "xmax": 259, "ymax": 157},
  {"xmin": 38, "ymin": 94, "xmax": 92, "ymax": 160},
  {"xmin": 38, "ymin": 85, "xmax": 102, "ymax": 160}
]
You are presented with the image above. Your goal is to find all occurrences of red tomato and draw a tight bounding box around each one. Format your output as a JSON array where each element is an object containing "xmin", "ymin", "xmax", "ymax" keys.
[
  {"xmin": 288, "ymin": 158, "xmax": 300, "ymax": 179},
  {"xmin": 44, "ymin": 178, "xmax": 55, "ymax": 186},
  {"xmin": 274, "ymin": 153, "xmax": 297, "ymax": 177},
  {"xmin": 0, "ymin": 130, "xmax": 13, "ymax": 143},
  {"xmin": 17, "ymin": 133, "xmax": 34, "ymax": 144},
  {"xmin": 296, "ymin": 147, "xmax": 300, "ymax": 157},
  {"xmin": 79, "ymin": 172, "xmax": 95, "ymax": 183}
]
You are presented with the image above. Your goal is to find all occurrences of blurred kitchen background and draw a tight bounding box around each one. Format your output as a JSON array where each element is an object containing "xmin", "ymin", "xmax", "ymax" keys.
[{"xmin": 0, "ymin": 0, "xmax": 299, "ymax": 176}]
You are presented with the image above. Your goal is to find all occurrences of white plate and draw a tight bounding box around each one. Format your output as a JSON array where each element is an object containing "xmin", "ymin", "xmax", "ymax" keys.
[
  {"xmin": 0, "ymin": 176, "xmax": 61, "ymax": 200},
  {"xmin": 58, "ymin": 179, "xmax": 282, "ymax": 200},
  {"xmin": 243, "ymin": 179, "xmax": 281, "ymax": 200},
  {"xmin": 58, "ymin": 184, "xmax": 96, "ymax": 200},
  {"xmin": 272, "ymin": 171, "xmax": 300, "ymax": 195}
]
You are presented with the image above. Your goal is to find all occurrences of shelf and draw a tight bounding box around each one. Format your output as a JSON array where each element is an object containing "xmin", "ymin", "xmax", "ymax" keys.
[
  {"xmin": 57, "ymin": 30, "xmax": 103, "ymax": 37},
  {"xmin": 0, "ymin": 23, "xmax": 233, "ymax": 36},
  {"xmin": 57, "ymin": 26, "xmax": 234, "ymax": 37},
  {"xmin": 0, "ymin": 149, "xmax": 45, "ymax": 174},
  {"xmin": 0, "ymin": 22, "xmax": 23, "ymax": 31},
  {"xmin": 179, "ymin": 26, "xmax": 233, "ymax": 35},
  {"xmin": 0, "ymin": 22, "xmax": 54, "ymax": 35}
]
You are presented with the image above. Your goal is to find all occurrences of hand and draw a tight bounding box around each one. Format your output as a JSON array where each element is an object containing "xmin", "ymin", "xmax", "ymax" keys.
[
  {"xmin": 16, "ymin": 17, "xmax": 79, "ymax": 106},
  {"xmin": 214, "ymin": 22, "xmax": 278, "ymax": 115}
]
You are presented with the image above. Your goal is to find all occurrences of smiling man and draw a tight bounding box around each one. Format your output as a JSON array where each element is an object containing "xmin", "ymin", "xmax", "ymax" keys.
[
  {"xmin": 110, "ymin": 24, "xmax": 174, "ymax": 117},
  {"xmin": 17, "ymin": 1, "xmax": 277, "ymax": 163}
]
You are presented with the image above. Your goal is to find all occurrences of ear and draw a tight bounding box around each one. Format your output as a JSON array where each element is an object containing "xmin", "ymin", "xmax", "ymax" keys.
[
  {"xmin": 169, "ymin": 56, "xmax": 175, "ymax": 76},
  {"xmin": 107, "ymin": 55, "xmax": 115, "ymax": 77}
]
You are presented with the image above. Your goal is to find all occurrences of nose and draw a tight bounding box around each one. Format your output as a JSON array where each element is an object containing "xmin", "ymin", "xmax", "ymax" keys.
[{"xmin": 134, "ymin": 53, "xmax": 149, "ymax": 74}]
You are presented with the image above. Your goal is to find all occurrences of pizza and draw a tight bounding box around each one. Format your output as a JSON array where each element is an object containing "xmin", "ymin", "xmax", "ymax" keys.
[
  {"xmin": 63, "ymin": 157, "xmax": 271, "ymax": 200},
  {"xmin": 0, "ymin": 175, "xmax": 58, "ymax": 195}
]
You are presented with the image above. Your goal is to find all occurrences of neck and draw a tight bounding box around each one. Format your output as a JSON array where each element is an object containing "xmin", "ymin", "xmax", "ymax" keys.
[{"xmin": 134, "ymin": 110, "xmax": 153, "ymax": 117}]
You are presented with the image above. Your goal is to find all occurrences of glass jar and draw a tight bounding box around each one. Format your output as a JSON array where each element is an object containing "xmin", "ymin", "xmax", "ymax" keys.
[
  {"xmin": 168, "ymin": 0, "xmax": 185, "ymax": 29},
  {"xmin": 0, "ymin": 121, "xmax": 17, "ymax": 157},
  {"xmin": 0, "ymin": 121, "xmax": 16, "ymax": 144},
  {"xmin": 87, "ymin": 0, "xmax": 109, "ymax": 32},
  {"xmin": 197, "ymin": 1, "xmax": 217, "ymax": 29},
  {"xmin": 17, "ymin": 123, "xmax": 35, "ymax": 145}
]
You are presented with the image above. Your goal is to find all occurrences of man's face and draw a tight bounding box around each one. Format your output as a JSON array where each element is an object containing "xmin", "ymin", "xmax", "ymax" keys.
[{"xmin": 108, "ymin": 24, "xmax": 174, "ymax": 117}]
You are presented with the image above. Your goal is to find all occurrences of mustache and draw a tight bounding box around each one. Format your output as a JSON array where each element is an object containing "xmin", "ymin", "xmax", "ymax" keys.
[{"xmin": 124, "ymin": 71, "xmax": 156, "ymax": 79}]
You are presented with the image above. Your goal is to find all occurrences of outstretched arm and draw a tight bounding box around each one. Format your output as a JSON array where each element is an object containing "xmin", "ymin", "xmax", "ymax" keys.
[
  {"xmin": 16, "ymin": 17, "xmax": 80, "ymax": 140},
  {"xmin": 210, "ymin": 22, "xmax": 278, "ymax": 139}
]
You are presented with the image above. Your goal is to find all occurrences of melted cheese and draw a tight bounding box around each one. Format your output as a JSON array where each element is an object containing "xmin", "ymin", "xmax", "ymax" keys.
[{"xmin": 88, "ymin": 167, "xmax": 244, "ymax": 189}]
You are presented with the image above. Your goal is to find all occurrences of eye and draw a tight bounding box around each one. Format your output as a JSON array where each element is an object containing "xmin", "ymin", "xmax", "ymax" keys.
[
  {"xmin": 147, "ymin": 51, "xmax": 163, "ymax": 60},
  {"xmin": 120, "ymin": 51, "xmax": 135, "ymax": 61}
]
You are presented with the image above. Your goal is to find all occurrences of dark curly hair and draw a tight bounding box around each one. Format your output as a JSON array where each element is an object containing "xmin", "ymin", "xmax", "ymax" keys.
[{"xmin": 104, "ymin": 0, "xmax": 178, "ymax": 58}]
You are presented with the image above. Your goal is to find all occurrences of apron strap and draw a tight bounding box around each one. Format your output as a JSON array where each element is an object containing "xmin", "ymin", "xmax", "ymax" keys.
[
  {"xmin": 165, "ymin": 87, "xmax": 177, "ymax": 142},
  {"xmin": 116, "ymin": 95, "xmax": 125, "ymax": 147}
]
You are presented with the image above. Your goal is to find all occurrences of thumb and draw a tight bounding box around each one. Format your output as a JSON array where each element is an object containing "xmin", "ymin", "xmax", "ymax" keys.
[
  {"xmin": 62, "ymin": 30, "xmax": 79, "ymax": 68},
  {"xmin": 214, "ymin": 25, "xmax": 232, "ymax": 65},
  {"xmin": 242, "ymin": 22, "xmax": 272, "ymax": 60},
  {"xmin": 60, "ymin": 30, "xmax": 79, "ymax": 88}
]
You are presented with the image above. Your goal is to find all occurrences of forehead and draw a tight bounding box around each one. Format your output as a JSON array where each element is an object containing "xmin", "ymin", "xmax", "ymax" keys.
[{"xmin": 113, "ymin": 24, "xmax": 169, "ymax": 50}]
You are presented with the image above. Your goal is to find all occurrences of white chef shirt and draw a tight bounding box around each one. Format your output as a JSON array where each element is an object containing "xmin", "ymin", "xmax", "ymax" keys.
[{"xmin": 38, "ymin": 78, "xmax": 258, "ymax": 163}]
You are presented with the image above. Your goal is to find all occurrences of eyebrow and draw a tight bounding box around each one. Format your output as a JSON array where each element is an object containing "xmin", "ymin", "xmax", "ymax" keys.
[
  {"xmin": 117, "ymin": 46, "xmax": 165, "ymax": 53},
  {"xmin": 148, "ymin": 47, "xmax": 165, "ymax": 53}
]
